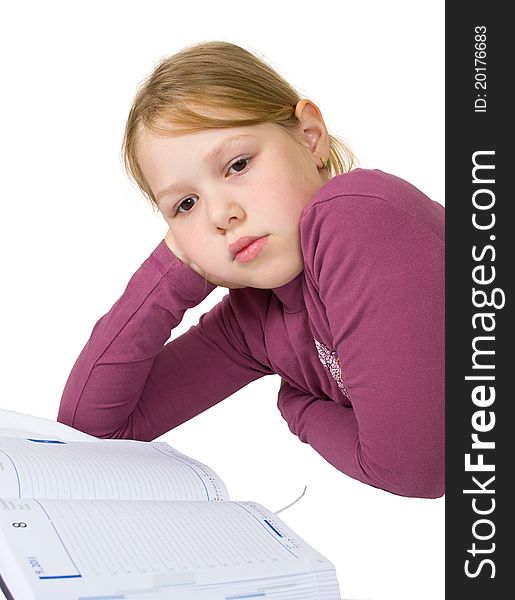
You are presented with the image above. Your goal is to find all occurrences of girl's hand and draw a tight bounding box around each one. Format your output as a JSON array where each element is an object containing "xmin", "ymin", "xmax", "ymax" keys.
[
  {"xmin": 164, "ymin": 229, "xmax": 246, "ymax": 289},
  {"xmin": 164, "ymin": 228, "xmax": 198, "ymax": 271}
]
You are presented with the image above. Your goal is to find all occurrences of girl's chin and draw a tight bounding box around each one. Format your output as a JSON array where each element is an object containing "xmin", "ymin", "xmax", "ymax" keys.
[
  {"xmin": 248, "ymin": 268, "xmax": 304, "ymax": 290},
  {"xmin": 214, "ymin": 256, "xmax": 304, "ymax": 290}
]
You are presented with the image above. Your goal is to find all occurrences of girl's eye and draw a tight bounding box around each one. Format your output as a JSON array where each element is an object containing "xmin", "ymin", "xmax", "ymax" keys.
[
  {"xmin": 173, "ymin": 158, "xmax": 250, "ymax": 215},
  {"xmin": 175, "ymin": 196, "xmax": 197, "ymax": 214},
  {"xmin": 227, "ymin": 157, "xmax": 250, "ymax": 175}
]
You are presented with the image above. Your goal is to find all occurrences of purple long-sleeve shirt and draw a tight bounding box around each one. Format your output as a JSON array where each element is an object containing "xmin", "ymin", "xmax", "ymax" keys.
[{"xmin": 58, "ymin": 168, "xmax": 445, "ymax": 498}]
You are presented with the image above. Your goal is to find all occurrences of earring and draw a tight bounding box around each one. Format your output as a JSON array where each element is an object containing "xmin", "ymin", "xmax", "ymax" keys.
[{"xmin": 319, "ymin": 156, "xmax": 329, "ymax": 170}]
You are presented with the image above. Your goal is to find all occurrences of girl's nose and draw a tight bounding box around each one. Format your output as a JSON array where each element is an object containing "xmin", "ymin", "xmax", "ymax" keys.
[{"xmin": 207, "ymin": 197, "xmax": 245, "ymax": 230}]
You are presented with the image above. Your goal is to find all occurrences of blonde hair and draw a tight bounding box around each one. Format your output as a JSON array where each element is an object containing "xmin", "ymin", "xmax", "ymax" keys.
[{"xmin": 122, "ymin": 41, "xmax": 357, "ymax": 208}]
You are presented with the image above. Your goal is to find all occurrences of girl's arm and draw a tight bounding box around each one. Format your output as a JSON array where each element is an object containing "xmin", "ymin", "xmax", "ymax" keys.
[
  {"xmin": 278, "ymin": 190, "xmax": 445, "ymax": 498},
  {"xmin": 57, "ymin": 240, "xmax": 271, "ymax": 440}
]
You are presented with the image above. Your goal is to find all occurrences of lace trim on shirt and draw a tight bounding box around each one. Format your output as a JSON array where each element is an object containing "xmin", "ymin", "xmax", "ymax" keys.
[{"xmin": 314, "ymin": 338, "xmax": 351, "ymax": 400}]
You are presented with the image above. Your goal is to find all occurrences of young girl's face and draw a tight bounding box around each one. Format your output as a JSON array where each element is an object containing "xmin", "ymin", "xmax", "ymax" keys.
[{"xmin": 136, "ymin": 115, "xmax": 327, "ymax": 289}]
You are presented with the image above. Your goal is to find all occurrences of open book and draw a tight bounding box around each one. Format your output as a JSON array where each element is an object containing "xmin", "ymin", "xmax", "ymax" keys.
[{"xmin": 0, "ymin": 412, "xmax": 342, "ymax": 600}]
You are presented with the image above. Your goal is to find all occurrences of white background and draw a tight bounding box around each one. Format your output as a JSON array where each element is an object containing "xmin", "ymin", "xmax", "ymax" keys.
[{"xmin": 0, "ymin": 1, "xmax": 445, "ymax": 599}]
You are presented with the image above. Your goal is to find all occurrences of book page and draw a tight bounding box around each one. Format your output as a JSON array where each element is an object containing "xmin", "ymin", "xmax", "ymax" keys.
[
  {"xmin": 0, "ymin": 408, "xmax": 98, "ymax": 442},
  {"xmin": 0, "ymin": 438, "xmax": 228, "ymax": 502},
  {"xmin": 0, "ymin": 497, "xmax": 340, "ymax": 600}
]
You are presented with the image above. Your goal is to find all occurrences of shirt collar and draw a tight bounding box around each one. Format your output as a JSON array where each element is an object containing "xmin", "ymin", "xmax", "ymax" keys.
[{"xmin": 270, "ymin": 270, "xmax": 306, "ymax": 313}]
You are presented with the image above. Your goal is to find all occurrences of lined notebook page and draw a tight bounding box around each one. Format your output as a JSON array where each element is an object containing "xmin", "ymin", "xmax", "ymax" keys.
[
  {"xmin": 0, "ymin": 497, "xmax": 340, "ymax": 600},
  {"xmin": 0, "ymin": 438, "xmax": 228, "ymax": 501}
]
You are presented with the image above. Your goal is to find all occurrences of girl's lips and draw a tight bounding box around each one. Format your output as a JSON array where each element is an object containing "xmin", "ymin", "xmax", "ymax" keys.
[
  {"xmin": 229, "ymin": 235, "xmax": 264, "ymax": 257},
  {"xmin": 233, "ymin": 236, "xmax": 268, "ymax": 263}
]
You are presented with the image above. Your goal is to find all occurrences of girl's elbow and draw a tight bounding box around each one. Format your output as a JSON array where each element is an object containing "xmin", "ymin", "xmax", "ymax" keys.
[
  {"xmin": 359, "ymin": 448, "xmax": 444, "ymax": 498},
  {"xmin": 396, "ymin": 478, "xmax": 445, "ymax": 499},
  {"xmin": 387, "ymin": 464, "xmax": 445, "ymax": 499}
]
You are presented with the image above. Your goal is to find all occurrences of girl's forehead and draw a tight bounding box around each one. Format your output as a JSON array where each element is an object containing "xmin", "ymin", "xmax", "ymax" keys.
[
  {"xmin": 135, "ymin": 124, "xmax": 248, "ymax": 177},
  {"xmin": 138, "ymin": 121, "xmax": 289, "ymax": 154}
]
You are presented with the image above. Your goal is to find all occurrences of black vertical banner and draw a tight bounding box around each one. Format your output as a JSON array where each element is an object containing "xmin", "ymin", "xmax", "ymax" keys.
[{"xmin": 446, "ymin": 3, "xmax": 511, "ymax": 599}]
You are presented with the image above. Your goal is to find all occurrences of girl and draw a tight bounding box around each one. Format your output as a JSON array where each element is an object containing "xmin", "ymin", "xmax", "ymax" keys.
[{"xmin": 57, "ymin": 41, "xmax": 444, "ymax": 499}]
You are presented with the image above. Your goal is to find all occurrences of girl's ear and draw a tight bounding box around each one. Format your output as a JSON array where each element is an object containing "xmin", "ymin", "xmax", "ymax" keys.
[{"xmin": 294, "ymin": 99, "xmax": 330, "ymax": 159}]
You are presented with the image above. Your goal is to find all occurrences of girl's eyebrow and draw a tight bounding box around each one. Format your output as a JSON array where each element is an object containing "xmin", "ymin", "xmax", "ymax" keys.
[
  {"xmin": 155, "ymin": 134, "xmax": 255, "ymax": 202},
  {"xmin": 204, "ymin": 133, "xmax": 254, "ymax": 163}
]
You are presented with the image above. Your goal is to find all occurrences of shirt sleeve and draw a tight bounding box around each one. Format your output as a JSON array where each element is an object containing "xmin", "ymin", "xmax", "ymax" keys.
[
  {"xmin": 278, "ymin": 192, "xmax": 445, "ymax": 498},
  {"xmin": 57, "ymin": 240, "xmax": 272, "ymax": 440}
]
